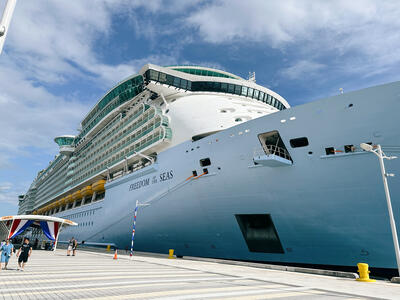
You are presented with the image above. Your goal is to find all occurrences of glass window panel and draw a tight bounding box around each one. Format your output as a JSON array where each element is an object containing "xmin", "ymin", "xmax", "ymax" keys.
[
  {"xmin": 271, "ymin": 97, "xmax": 276, "ymax": 107},
  {"xmin": 247, "ymin": 88, "xmax": 254, "ymax": 98},
  {"xmin": 259, "ymin": 92, "xmax": 265, "ymax": 101},
  {"xmin": 173, "ymin": 77, "xmax": 180, "ymax": 87},
  {"xmin": 180, "ymin": 79, "xmax": 187, "ymax": 89},
  {"xmin": 208, "ymin": 81, "xmax": 215, "ymax": 89},
  {"xmin": 234, "ymin": 85, "xmax": 241, "ymax": 95},
  {"xmin": 253, "ymin": 90, "xmax": 259, "ymax": 99},
  {"xmin": 213, "ymin": 82, "xmax": 221, "ymax": 91},
  {"xmin": 159, "ymin": 72, "xmax": 167, "ymax": 83},
  {"xmin": 266, "ymin": 94, "xmax": 272, "ymax": 104},
  {"xmin": 221, "ymin": 83, "xmax": 228, "ymax": 92},
  {"xmin": 241, "ymin": 86, "xmax": 248, "ymax": 96},
  {"xmin": 187, "ymin": 81, "xmax": 192, "ymax": 90},
  {"xmin": 228, "ymin": 84, "xmax": 235, "ymax": 93},
  {"xmin": 166, "ymin": 74, "xmax": 174, "ymax": 85}
]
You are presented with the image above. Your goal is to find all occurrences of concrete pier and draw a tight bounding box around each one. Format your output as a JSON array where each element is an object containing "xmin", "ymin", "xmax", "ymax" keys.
[{"xmin": 0, "ymin": 249, "xmax": 399, "ymax": 299}]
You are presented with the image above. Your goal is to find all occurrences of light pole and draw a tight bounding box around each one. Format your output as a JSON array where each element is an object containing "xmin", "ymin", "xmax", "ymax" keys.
[
  {"xmin": 360, "ymin": 143, "xmax": 400, "ymax": 276},
  {"xmin": 0, "ymin": 0, "xmax": 17, "ymax": 55}
]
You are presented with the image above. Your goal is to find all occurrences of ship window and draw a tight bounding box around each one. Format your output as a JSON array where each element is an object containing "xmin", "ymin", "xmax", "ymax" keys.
[
  {"xmin": 200, "ymin": 158, "xmax": 211, "ymax": 167},
  {"xmin": 173, "ymin": 77, "xmax": 180, "ymax": 87},
  {"xmin": 325, "ymin": 147, "xmax": 335, "ymax": 155},
  {"xmin": 228, "ymin": 84, "xmax": 235, "ymax": 93},
  {"xmin": 149, "ymin": 70, "xmax": 159, "ymax": 81},
  {"xmin": 247, "ymin": 88, "xmax": 254, "ymax": 98},
  {"xmin": 220, "ymin": 83, "xmax": 228, "ymax": 92},
  {"xmin": 253, "ymin": 90, "xmax": 259, "ymax": 99},
  {"xmin": 234, "ymin": 85, "xmax": 241, "ymax": 95},
  {"xmin": 166, "ymin": 74, "xmax": 174, "ymax": 86},
  {"xmin": 344, "ymin": 144, "xmax": 355, "ymax": 153},
  {"xmin": 180, "ymin": 79, "xmax": 188, "ymax": 89},
  {"xmin": 290, "ymin": 137, "xmax": 309, "ymax": 148},
  {"xmin": 236, "ymin": 214, "xmax": 284, "ymax": 253},
  {"xmin": 241, "ymin": 86, "xmax": 248, "ymax": 96},
  {"xmin": 75, "ymin": 200, "xmax": 82, "ymax": 207},
  {"xmin": 159, "ymin": 72, "xmax": 167, "ymax": 83}
]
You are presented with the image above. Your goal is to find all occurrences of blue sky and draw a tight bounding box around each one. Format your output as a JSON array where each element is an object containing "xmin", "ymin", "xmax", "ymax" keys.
[{"xmin": 1, "ymin": 0, "xmax": 400, "ymax": 215}]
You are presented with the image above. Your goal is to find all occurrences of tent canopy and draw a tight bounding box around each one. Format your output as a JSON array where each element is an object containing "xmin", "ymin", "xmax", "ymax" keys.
[{"xmin": 0, "ymin": 215, "xmax": 77, "ymax": 241}]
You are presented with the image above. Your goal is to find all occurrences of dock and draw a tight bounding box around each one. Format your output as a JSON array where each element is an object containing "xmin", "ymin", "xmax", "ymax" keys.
[{"xmin": 0, "ymin": 249, "xmax": 399, "ymax": 299}]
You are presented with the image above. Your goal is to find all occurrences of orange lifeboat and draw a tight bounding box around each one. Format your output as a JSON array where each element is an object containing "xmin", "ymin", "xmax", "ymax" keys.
[
  {"xmin": 59, "ymin": 197, "xmax": 66, "ymax": 206},
  {"xmin": 72, "ymin": 190, "xmax": 82, "ymax": 201},
  {"xmin": 81, "ymin": 185, "xmax": 93, "ymax": 197},
  {"xmin": 65, "ymin": 194, "xmax": 73, "ymax": 204},
  {"xmin": 92, "ymin": 180, "xmax": 106, "ymax": 192}
]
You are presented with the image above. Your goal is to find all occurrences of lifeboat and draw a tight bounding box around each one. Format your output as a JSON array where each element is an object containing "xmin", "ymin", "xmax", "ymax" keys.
[
  {"xmin": 57, "ymin": 198, "xmax": 65, "ymax": 206},
  {"xmin": 72, "ymin": 190, "xmax": 82, "ymax": 201},
  {"xmin": 92, "ymin": 180, "xmax": 106, "ymax": 192},
  {"xmin": 81, "ymin": 185, "xmax": 93, "ymax": 197},
  {"xmin": 59, "ymin": 197, "xmax": 66, "ymax": 206},
  {"xmin": 65, "ymin": 194, "xmax": 73, "ymax": 204},
  {"xmin": 32, "ymin": 210, "xmax": 37, "ymax": 215}
]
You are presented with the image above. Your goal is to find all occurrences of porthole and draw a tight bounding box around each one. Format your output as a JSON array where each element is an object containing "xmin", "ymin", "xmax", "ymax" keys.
[{"xmin": 235, "ymin": 118, "xmax": 242, "ymax": 122}]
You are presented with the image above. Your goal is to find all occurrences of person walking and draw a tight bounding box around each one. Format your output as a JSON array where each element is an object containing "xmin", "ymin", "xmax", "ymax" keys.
[
  {"xmin": 16, "ymin": 237, "xmax": 32, "ymax": 271},
  {"xmin": 0, "ymin": 239, "xmax": 14, "ymax": 270}
]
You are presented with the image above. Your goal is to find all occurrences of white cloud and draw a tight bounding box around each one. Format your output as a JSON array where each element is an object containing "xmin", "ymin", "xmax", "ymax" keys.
[
  {"xmin": 280, "ymin": 60, "xmax": 325, "ymax": 80},
  {"xmin": 0, "ymin": 182, "xmax": 24, "ymax": 206},
  {"xmin": 0, "ymin": 182, "xmax": 12, "ymax": 192},
  {"xmin": 186, "ymin": 0, "xmax": 400, "ymax": 79}
]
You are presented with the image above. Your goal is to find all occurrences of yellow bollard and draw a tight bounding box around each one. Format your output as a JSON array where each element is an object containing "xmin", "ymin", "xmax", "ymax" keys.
[
  {"xmin": 356, "ymin": 263, "xmax": 376, "ymax": 282},
  {"xmin": 106, "ymin": 245, "xmax": 111, "ymax": 252},
  {"xmin": 168, "ymin": 249, "xmax": 176, "ymax": 259}
]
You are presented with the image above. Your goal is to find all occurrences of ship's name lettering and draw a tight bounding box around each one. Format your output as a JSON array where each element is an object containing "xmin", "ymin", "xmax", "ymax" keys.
[
  {"xmin": 128, "ymin": 170, "xmax": 174, "ymax": 191},
  {"xmin": 129, "ymin": 178, "xmax": 150, "ymax": 191},
  {"xmin": 159, "ymin": 170, "xmax": 173, "ymax": 182}
]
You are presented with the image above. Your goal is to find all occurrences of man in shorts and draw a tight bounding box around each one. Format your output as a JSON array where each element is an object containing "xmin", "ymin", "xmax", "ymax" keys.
[
  {"xmin": 16, "ymin": 237, "xmax": 32, "ymax": 271},
  {"xmin": 0, "ymin": 239, "xmax": 14, "ymax": 270}
]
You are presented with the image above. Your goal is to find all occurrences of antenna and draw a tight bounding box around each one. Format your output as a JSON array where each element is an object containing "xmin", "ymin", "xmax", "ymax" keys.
[
  {"xmin": 248, "ymin": 72, "xmax": 256, "ymax": 83},
  {"xmin": 0, "ymin": 0, "xmax": 17, "ymax": 55}
]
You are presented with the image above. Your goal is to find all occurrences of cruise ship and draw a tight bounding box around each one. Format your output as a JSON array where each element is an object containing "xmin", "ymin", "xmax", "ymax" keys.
[{"xmin": 18, "ymin": 64, "xmax": 400, "ymax": 271}]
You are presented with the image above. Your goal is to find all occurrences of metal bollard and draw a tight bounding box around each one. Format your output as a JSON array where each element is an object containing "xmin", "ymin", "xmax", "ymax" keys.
[
  {"xmin": 168, "ymin": 249, "xmax": 176, "ymax": 259},
  {"xmin": 106, "ymin": 245, "xmax": 111, "ymax": 252},
  {"xmin": 356, "ymin": 263, "xmax": 376, "ymax": 282}
]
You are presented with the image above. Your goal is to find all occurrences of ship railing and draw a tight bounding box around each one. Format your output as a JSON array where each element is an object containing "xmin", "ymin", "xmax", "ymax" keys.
[{"xmin": 254, "ymin": 145, "xmax": 292, "ymax": 161}]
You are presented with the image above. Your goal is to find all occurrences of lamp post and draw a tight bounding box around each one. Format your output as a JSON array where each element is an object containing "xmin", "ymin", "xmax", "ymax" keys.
[
  {"xmin": 0, "ymin": 0, "xmax": 17, "ymax": 54},
  {"xmin": 360, "ymin": 143, "xmax": 400, "ymax": 275}
]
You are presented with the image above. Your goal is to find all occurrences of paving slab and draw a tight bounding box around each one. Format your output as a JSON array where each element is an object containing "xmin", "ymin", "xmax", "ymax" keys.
[{"xmin": 0, "ymin": 249, "xmax": 398, "ymax": 299}]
